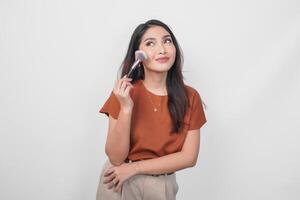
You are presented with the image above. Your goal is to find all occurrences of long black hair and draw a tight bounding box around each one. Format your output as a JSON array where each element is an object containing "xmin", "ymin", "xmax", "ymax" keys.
[{"xmin": 120, "ymin": 19, "xmax": 189, "ymax": 133}]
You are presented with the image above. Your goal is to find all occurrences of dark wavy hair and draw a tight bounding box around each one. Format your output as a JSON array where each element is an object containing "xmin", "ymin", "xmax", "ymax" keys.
[{"xmin": 119, "ymin": 19, "xmax": 189, "ymax": 133}]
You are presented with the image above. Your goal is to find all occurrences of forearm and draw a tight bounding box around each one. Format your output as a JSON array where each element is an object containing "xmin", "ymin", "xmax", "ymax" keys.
[
  {"xmin": 134, "ymin": 151, "xmax": 196, "ymax": 175},
  {"xmin": 105, "ymin": 108, "xmax": 132, "ymax": 165}
]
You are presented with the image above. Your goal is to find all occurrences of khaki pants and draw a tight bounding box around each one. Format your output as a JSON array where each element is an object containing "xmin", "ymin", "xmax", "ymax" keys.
[{"xmin": 96, "ymin": 160, "xmax": 179, "ymax": 200}]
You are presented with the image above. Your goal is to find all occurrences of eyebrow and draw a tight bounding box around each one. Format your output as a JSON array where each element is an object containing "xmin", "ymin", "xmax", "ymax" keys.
[{"xmin": 143, "ymin": 35, "xmax": 171, "ymax": 42}]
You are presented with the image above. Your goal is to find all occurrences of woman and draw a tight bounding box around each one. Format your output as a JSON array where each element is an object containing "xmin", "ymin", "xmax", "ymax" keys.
[{"xmin": 96, "ymin": 19, "xmax": 207, "ymax": 200}]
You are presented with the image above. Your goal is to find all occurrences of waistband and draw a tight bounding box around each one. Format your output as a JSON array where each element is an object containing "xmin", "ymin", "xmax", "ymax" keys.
[{"xmin": 125, "ymin": 159, "xmax": 174, "ymax": 177}]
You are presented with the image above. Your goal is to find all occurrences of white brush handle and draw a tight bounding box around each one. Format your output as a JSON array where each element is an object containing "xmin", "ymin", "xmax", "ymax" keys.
[{"xmin": 127, "ymin": 59, "xmax": 141, "ymax": 78}]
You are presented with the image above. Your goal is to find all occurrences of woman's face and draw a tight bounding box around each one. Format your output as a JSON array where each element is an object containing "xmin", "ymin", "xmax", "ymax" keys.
[{"xmin": 138, "ymin": 26, "xmax": 176, "ymax": 74}]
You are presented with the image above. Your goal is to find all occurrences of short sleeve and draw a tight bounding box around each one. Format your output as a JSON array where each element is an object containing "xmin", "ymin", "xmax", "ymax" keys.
[
  {"xmin": 99, "ymin": 91, "xmax": 120, "ymax": 119},
  {"xmin": 188, "ymin": 91, "xmax": 207, "ymax": 130}
]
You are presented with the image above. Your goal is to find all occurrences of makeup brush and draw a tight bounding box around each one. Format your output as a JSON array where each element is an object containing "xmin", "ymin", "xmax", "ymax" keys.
[{"xmin": 127, "ymin": 50, "xmax": 147, "ymax": 78}]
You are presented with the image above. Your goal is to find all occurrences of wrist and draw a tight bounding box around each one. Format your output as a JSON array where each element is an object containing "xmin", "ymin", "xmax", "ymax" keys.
[
  {"xmin": 132, "ymin": 162, "xmax": 141, "ymax": 175},
  {"xmin": 120, "ymin": 106, "xmax": 133, "ymax": 113}
]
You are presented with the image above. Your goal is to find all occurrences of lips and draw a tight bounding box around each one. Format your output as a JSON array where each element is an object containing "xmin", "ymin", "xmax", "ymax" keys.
[{"xmin": 155, "ymin": 57, "xmax": 170, "ymax": 63}]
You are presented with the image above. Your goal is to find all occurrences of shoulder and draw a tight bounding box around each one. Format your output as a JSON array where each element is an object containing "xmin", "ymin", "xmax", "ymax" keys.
[
  {"xmin": 183, "ymin": 84, "xmax": 207, "ymax": 128},
  {"xmin": 183, "ymin": 83, "xmax": 204, "ymax": 108},
  {"xmin": 184, "ymin": 84, "xmax": 200, "ymax": 99}
]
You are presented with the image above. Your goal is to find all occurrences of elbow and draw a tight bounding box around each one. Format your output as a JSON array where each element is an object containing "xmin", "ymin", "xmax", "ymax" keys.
[
  {"xmin": 105, "ymin": 147, "xmax": 127, "ymax": 166},
  {"xmin": 105, "ymin": 151, "xmax": 125, "ymax": 166},
  {"xmin": 190, "ymin": 160, "xmax": 197, "ymax": 167},
  {"xmin": 108, "ymin": 158, "xmax": 124, "ymax": 166},
  {"xmin": 187, "ymin": 157, "xmax": 198, "ymax": 168}
]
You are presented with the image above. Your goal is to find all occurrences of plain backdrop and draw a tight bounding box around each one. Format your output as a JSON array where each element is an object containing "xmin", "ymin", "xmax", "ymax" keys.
[{"xmin": 1, "ymin": 0, "xmax": 299, "ymax": 199}]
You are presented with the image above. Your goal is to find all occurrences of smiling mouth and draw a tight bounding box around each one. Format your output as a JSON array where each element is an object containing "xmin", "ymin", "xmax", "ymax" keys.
[{"xmin": 155, "ymin": 57, "xmax": 170, "ymax": 63}]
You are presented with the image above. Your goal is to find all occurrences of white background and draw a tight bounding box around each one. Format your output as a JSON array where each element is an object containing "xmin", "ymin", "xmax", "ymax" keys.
[{"xmin": 1, "ymin": 0, "xmax": 299, "ymax": 199}]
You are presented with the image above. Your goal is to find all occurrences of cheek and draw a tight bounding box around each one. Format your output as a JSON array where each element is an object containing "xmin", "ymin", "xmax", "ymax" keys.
[
  {"xmin": 142, "ymin": 51, "xmax": 156, "ymax": 64},
  {"xmin": 143, "ymin": 59, "xmax": 153, "ymax": 68},
  {"xmin": 170, "ymin": 46, "xmax": 176, "ymax": 56},
  {"xmin": 169, "ymin": 47, "xmax": 176, "ymax": 61},
  {"xmin": 145, "ymin": 50, "xmax": 155, "ymax": 59}
]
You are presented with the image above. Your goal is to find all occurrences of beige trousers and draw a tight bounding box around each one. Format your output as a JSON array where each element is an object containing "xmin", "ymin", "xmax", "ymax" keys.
[{"xmin": 96, "ymin": 160, "xmax": 179, "ymax": 200}]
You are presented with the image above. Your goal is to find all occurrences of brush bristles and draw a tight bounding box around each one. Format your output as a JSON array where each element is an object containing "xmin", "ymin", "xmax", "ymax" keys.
[{"xmin": 135, "ymin": 50, "xmax": 148, "ymax": 61}]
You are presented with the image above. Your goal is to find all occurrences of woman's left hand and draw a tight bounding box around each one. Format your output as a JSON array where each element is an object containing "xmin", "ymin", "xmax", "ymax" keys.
[{"xmin": 103, "ymin": 162, "xmax": 140, "ymax": 193}]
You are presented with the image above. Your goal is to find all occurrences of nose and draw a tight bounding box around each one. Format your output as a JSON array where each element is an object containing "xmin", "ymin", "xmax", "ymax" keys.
[{"xmin": 158, "ymin": 43, "xmax": 167, "ymax": 54}]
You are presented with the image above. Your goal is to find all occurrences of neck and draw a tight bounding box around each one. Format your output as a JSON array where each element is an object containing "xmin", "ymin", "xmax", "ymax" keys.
[{"xmin": 143, "ymin": 71, "xmax": 168, "ymax": 96}]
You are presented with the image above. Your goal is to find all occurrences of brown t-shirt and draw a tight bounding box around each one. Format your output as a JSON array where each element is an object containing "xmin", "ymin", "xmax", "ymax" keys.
[{"xmin": 99, "ymin": 80, "xmax": 207, "ymax": 161}]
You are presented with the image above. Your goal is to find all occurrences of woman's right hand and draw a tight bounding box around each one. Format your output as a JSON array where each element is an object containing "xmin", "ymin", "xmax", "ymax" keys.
[{"xmin": 113, "ymin": 75, "xmax": 134, "ymax": 111}]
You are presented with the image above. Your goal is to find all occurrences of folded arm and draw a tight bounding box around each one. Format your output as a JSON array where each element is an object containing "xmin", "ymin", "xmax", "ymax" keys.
[
  {"xmin": 134, "ymin": 129, "xmax": 201, "ymax": 175},
  {"xmin": 103, "ymin": 129, "xmax": 201, "ymax": 193}
]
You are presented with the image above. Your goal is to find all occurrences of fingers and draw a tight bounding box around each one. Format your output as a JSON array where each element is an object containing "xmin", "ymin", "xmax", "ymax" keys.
[
  {"xmin": 107, "ymin": 177, "xmax": 119, "ymax": 190},
  {"xmin": 123, "ymin": 85, "xmax": 133, "ymax": 96},
  {"xmin": 102, "ymin": 168, "xmax": 123, "ymax": 193},
  {"xmin": 102, "ymin": 168, "xmax": 123, "ymax": 192},
  {"xmin": 116, "ymin": 184, "xmax": 123, "ymax": 194},
  {"xmin": 114, "ymin": 75, "xmax": 133, "ymax": 94},
  {"xmin": 104, "ymin": 167, "xmax": 114, "ymax": 177},
  {"xmin": 114, "ymin": 180, "xmax": 123, "ymax": 193},
  {"xmin": 115, "ymin": 75, "xmax": 129, "ymax": 88},
  {"xmin": 103, "ymin": 172, "xmax": 115, "ymax": 184},
  {"xmin": 120, "ymin": 81, "xmax": 132, "ymax": 91},
  {"xmin": 105, "ymin": 176, "xmax": 121, "ymax": 192}
]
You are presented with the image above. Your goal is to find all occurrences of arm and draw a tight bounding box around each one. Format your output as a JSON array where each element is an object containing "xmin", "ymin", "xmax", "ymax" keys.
[
  {"xmin": 105, "ymin": 77, "xmax": 133, "ymax": 166},
  {"xmin": 134, "ymin": 129, "xmax": 201, "ymax": 175},
  {"xmin": 105, "ymin": 108, "xmax": 132, "ymax": 166},
  {"xmin": 103, "ymin": 129, "xmax": 201, "ymax": 193}
]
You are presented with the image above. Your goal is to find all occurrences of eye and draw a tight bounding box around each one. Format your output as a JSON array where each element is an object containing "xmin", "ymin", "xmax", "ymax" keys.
[
  {"xmin": 164, "ymin": 38, "xmax": 173, "ymax": 44},
  {"xmin": 145, "ymin": 41, "xmax": 155, "ymax": 46}
]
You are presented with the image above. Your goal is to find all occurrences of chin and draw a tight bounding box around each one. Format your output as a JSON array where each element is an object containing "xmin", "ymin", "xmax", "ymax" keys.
[
  {"xmin": 146, "ymin": 68, "xmax": 169, "ymax": 74},
  {"xmin": 145, "ymin": 63, "xmax": 173, "ymax": 73},
  {"xmin": 156, "ymin": 69, "xmax": 172, "ymax": 73}
]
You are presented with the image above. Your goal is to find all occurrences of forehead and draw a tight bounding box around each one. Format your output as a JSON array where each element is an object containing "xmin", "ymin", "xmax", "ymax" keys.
[{"xmin": 141, "ymin": 26, "xmax": 171, "ymax": 40}]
